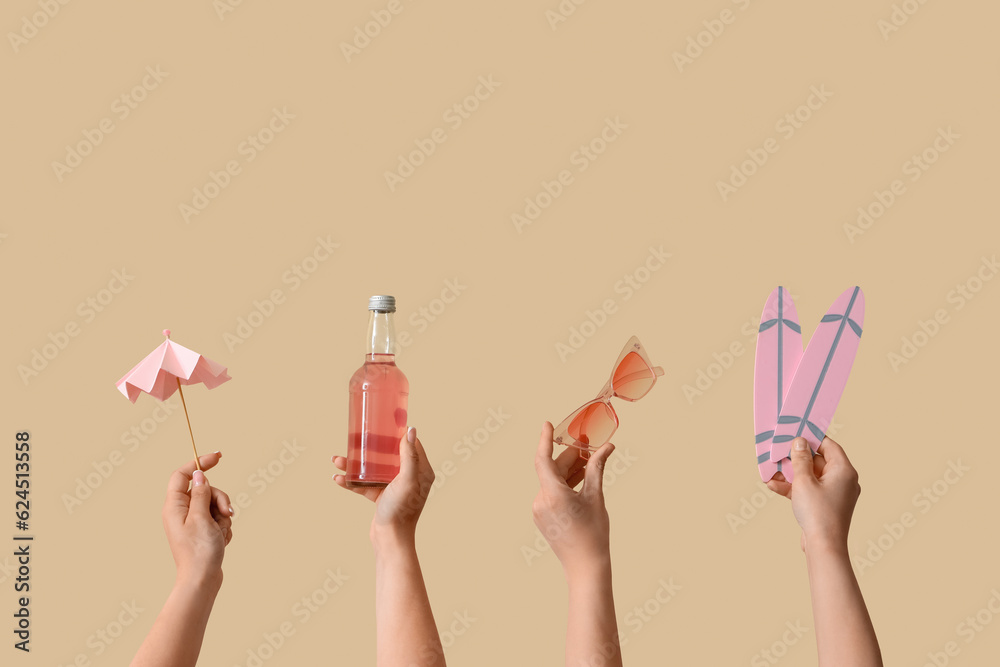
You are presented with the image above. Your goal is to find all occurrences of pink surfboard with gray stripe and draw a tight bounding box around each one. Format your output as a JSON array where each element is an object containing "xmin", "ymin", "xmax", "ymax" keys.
[
  {"xmin": 769, "ymin": 286, "xmax": 865, "ymax": 481},
  {"xmin": 753, "ymin": 287, "xmax": 802, "ymax": 482}
]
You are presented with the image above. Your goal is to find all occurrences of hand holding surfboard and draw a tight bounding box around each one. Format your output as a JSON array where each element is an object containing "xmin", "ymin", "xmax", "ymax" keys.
[{"xmin": 753, "ymin": 287, "xmax": 865, "ymax": 482}]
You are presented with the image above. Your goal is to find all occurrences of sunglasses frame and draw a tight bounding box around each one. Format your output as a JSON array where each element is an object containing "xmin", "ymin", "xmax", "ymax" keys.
[{"xmin": 552, "ymin": 335, "xmax": 664, "ymax": 452}]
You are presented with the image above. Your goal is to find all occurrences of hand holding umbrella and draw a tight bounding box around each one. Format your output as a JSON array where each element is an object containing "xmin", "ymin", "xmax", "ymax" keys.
[{"xmin": 115, "ymin": 329, "xmax": 231, "ymax": 470}]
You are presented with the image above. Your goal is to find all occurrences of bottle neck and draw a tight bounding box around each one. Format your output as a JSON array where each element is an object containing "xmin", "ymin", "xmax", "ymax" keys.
[{"xmin": 366, "ymin": 310, "xmax": 396, "ymax": 357}]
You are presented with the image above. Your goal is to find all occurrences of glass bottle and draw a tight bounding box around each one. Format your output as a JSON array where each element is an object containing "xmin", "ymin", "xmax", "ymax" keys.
[{"xmin": 346, "ymin": 295, "xmax": 409, "ymax": 487}]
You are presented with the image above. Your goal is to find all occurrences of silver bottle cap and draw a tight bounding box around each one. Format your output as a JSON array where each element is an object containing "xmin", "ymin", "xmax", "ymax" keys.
[{"xmin": 368, "ymin": 295, "xmax": 396, "ymax": 312}]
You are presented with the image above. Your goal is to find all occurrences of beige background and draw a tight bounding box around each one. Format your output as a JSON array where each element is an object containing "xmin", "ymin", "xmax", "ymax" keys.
[{"xmin": 3, "ymin": 1, "xmax": 999, "ymax": 665}]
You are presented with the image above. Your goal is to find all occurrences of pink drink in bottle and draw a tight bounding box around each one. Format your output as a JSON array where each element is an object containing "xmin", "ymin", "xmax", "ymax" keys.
[{"xmin": 346, "ymin": 295, "xmax": 409, "ymax": 487}]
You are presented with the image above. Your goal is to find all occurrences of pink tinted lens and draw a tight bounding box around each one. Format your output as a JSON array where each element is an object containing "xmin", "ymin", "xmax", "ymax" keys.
[
  {"xmin": 566, "ymin": 401, "xmax": 617, "ymax": 448},
  {"xmin": 612, "ymin": 351, "xmax": 656, "ymax": 400}
]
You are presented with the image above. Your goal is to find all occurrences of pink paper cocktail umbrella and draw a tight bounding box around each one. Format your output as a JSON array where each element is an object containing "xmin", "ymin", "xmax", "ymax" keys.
[{"xmin": 115, "ymin": 329, "xmax": 231, "ymax": 470}]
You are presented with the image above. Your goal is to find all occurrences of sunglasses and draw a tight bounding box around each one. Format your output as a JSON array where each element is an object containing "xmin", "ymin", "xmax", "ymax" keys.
[{"xmin": 553, "ymin": 336, "xmax": 664, "ymax": 452}]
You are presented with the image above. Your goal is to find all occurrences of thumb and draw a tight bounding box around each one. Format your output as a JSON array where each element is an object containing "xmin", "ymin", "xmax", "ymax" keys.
[
  {"xmin": 398, "ymin": 427, "xmax": 418, "ymax": 480},
  {"xmin": 789, "ymin": 438, "xmax": 817, "ymax": 485},
  {"xmin": 188, "ymin": 470, "xmax": 213, "ymax": 521},
  {"xmin": 583, "ymin": 442, "xmax": 615, "ymax": 500}
]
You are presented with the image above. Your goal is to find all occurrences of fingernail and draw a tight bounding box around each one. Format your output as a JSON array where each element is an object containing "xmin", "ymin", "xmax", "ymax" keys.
[
  {"xmin": 228, "ymin": 507, "xmax": 234, "ymax": 515},
  {"xmin": 407, "ymin": 427, "xmax": 416, "ymax": 444},
  {"xmin": 794, "ymin": 439, "xmax": 807, "ymax": 451},
  {"xmin": 214, "ymin": 450, "xmax": 222, "ymax": 456},
  {"xmin": 193, "ymin": 470, "xmax": 206, "ymax": 486}
]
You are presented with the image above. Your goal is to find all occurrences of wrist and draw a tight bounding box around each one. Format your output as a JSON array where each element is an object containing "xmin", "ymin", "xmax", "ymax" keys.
[
  {"xmin": 175, "ymin": 569, "xmax": 223, "ymax": 598},
  {"xmin": 563, "ymin": 552, "xmax": 613, "ymax": 585},
  {"xmin": 804, "ymin": 534, "xmax": 850, "ymax": 562},
  {"xmin": 370, "ymin": 522, "xmax": 417, "ymax": 555}
]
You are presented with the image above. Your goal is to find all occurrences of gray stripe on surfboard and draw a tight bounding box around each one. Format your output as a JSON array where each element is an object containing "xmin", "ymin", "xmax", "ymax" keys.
[
  {"xmin": 777, "ymin": 286, "xmax": 784, "ymax": 419},
  {"xmin": 806, "ymin": 420, "xmax": 826, "ymax": 441},
  {"xmin": 794, "ymin": 286, "xmax": 860, "ymax": 439}
]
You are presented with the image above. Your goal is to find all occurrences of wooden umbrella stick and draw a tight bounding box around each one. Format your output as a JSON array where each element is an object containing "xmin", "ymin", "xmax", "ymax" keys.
[{"xmin": 176, "ymin": 378, "xmax": 202, "ymax": 471}]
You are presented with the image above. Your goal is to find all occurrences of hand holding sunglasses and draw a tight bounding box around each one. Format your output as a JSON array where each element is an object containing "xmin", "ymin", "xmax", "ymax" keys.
[{"xmin": 553, "ymin": 336, "xmax": 664, "ymax": 452}]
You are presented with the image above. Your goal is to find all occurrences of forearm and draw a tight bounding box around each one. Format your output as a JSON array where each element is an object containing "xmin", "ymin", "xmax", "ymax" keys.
[
  {"xmin": 373, "ymin": 529, "xmax": 445, "ymax": 667},
  {"xmin": 565, "ymin": 557, "xmax": 622, "ymax": 667},
  {"xmin": 131, "ymin": 576, "xmax": 220, "ymax": 667},
  {"xmin": 805, "ymin": 541, "xmax": 882, "ymax": 667}
]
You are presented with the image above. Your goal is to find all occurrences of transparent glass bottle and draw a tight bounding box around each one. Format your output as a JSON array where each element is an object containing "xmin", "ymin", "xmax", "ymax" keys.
[{"xmin": 346, "ymin": 295, "xmax": 409, "ymax": 487}]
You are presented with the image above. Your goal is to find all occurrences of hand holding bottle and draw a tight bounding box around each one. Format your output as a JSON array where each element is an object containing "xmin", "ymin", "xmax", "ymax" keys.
[
  {"xmin": 333, "ymin": 427, "xmax": 435, "ymax": 543},
  {"xmin": 333, "ymin": 428, "xmax": 446, "ymax": 666}
]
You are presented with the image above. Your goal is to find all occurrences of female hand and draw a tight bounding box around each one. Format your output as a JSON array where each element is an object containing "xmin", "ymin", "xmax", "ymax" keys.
[
  {"xmin": 532, "ymin": 422, "xmax": 616, "ymax": 577},
  {"xmin": 767, "ymin": 436, "xmax": 861, "ymax": 554},
  {"xmin": 162, "ymin": 452, "xmax": 234, "ymax": 591},
  {"xmin": 332, "ymin": 427, "xmax": 436, "ymax": 543}
]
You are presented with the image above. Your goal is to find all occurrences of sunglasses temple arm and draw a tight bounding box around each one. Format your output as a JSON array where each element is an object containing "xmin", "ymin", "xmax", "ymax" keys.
[{"xmin": 653, "ymin": 366, "xmax": 665, "ymax": 377}]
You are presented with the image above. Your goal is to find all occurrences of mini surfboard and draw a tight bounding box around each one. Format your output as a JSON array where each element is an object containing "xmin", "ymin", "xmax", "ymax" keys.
[
  {"xmin": 769, "ymin": 286, "xmax": 865, "ymax": 481},
  {"xmin": 753, "ymin": 287, "xmax": 802, "ymax": 482}
]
